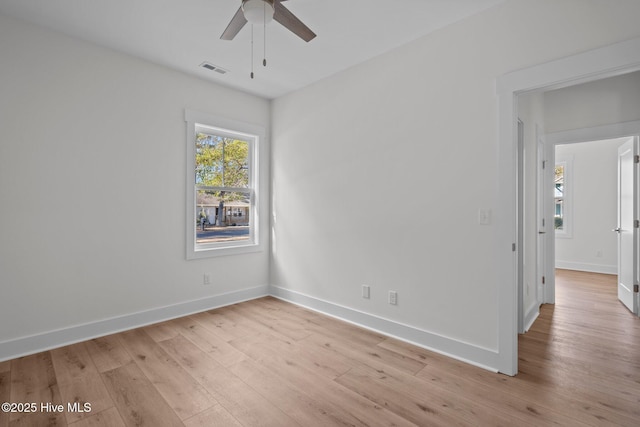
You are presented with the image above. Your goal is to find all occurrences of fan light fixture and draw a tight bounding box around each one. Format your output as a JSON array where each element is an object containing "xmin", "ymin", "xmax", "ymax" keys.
[
  {"xmin": 222, "ymin": 0, "xmax": 316, "ymax": 79},
  {"xmin": 242, "ymin": 0, "xmax": 274, "ymax": 25}
]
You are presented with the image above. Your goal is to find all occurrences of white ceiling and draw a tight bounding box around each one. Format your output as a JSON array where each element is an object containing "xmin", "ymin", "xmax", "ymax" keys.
[{"xmin": 0, "ymin": 0, "xmax": 505, "ymax": 99}]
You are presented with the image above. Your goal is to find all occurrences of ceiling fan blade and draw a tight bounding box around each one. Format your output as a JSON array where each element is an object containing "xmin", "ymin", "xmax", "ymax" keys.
[
  {"xmin": 220, "ymin": 6, "xmax": 247, "ymax": 40},
  {"xmin": 273, "ymin": 1, "xmax": 316, "ymax": 42}
]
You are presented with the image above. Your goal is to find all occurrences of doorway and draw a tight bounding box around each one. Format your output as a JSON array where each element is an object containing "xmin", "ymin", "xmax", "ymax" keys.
[
  {"xmin": 517, "ymin": 79, "xmax": 640, "ymax": 371},
  {"xmin": 496, "ymin": 36, "xmax": 640, "ymax": 376},
  {"xmin": 544, "ymin": 128, "xmax": 640, "ymax": 312},
  {"xmin": 551, "ymin": 137, "xmax": 630, "ymax": 312}
]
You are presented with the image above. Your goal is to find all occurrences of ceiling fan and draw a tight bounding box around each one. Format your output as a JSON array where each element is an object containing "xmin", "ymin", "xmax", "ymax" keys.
[{"xmin": 221, "ymin": 0, "xmax": 316, "ymax": 43}]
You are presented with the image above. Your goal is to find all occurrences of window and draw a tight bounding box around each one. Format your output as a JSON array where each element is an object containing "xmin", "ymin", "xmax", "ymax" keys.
[
  {"xmin": 554, "ymin": 163, "xmax": 565, "ymax": 230},
  {"xmin": 554, "ymin": 156, "xmax": 572, "ymax": 238},
  {"xmin": 185, "ymin": 110, "xmax": 262, "ymax": 258}
]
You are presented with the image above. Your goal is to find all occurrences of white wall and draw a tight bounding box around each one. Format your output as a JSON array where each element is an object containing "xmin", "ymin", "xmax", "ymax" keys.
[
  {"xmin": 544, "ymin": 71, "xmax": 640, "ymax": 134},
  {"xmin": 271, "ymin": 0, "xmax": 640, "ymax": 368},
  {"xmin": 544, "ymin": 71, "xmax": 640, "ymax": 274},
  {"xmin": 3, "ymin": 0, "xmax": 640, "ymax": 370},
  {"xmin": 555, "ymin": 139, "xmax": 623, "ymax": 273},
  {"xmin": 0, "ymin": 14, "xmax": 270, "ymax": 358}
]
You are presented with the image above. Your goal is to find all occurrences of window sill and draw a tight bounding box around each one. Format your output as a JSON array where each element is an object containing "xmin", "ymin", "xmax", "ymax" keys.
[{"xmin": 187, "ymin": 242, "xmax": 263, "ymax": 259}]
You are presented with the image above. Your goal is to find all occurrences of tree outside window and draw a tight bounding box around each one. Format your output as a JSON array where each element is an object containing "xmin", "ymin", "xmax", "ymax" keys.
[
  {"xmin": 185, "ymin": 109, "xmax": 261, "ymax": 259},
  {"xmin": 195, "ymin": 132, "xmax": 251, "ymax": 243}
]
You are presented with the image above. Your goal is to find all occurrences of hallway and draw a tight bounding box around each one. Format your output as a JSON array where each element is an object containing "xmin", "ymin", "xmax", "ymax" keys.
[{"xmin": 517, "ymin": 269, "xmax": 640, "ymax": 424}]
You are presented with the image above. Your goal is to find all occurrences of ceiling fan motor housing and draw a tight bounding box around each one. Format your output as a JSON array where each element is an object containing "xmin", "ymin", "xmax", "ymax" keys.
[{"xmin": 242, "ymin": 0, "xmax": 274, "ymax": 25}]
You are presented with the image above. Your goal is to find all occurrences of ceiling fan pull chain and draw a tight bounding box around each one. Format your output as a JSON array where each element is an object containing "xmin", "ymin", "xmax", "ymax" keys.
[
  {"xmin": 263, "ymin": 1, "xmax": 267, "ymax": 67},
  {"xmin": 250, "ymin": 24, "xmax": 254, "ymax": 79}
]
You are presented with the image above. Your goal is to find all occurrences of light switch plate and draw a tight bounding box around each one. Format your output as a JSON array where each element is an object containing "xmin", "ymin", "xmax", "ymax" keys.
[
  {"xmin": 362, "ymin": 285, "xmax": 370, "ymax": 299},
  {"xmin": 478, "ymin": 208, "xmax": 492, "ymax": 225}
]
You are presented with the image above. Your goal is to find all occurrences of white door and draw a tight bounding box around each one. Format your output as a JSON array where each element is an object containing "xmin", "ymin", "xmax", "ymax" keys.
[
  {"xmin": 539, "ymin": 135, "xmax": 555, "ymax": 304},
  {"xmin": 536, "ymin": 136, "xmax": 547, "ymax": 303},
  {"xmin": 616, "ymin": 137, "xmax": 638, "ymax": 315}
]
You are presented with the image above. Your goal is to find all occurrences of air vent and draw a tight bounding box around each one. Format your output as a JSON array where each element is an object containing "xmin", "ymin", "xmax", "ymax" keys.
[{"xmin": 199, "ymin": 62, "xmax": 228, "ymax": 75}]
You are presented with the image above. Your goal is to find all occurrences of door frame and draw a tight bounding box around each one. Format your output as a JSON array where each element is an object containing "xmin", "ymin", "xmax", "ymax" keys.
[
  {"xmin": 517, "ymin": 119, "xmax": 524, "ymax": 334},
  {"xmin": 545, "ymin": 125, "xmax": 640, "ymax": 305},
  {"xmin": 496, "ymin": 37, "xmax": 640, "ymax": 376},
  {"xmin": 538, "ymin": 129, "xmax": 555, "ymax": 306},
  {"xmin": 617, "ymin": 136, "xmax": 640, "ymax": 314}
]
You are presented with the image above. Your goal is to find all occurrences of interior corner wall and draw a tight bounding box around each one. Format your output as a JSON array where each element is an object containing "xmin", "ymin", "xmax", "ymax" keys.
[
  {"xmin": 0, "ymin": 14, "xmax": 270, "ymax": 359},
  {"xmin": 270, "ymin": 0, "xmax": 640, "ymax": 369}
]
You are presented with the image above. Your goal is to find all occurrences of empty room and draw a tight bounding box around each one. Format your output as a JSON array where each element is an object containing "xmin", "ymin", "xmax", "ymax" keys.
[{"xmin": 1, "ymin": 0, "xmax": 639, "ymax": 426}]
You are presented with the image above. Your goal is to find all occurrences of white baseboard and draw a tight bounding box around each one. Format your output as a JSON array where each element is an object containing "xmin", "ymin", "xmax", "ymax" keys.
[
  {"xmin": 523, "ymin": 304, "xmax": 539, "ymax": 333},
  {"xmin": 0, "ymin": 285, "xmax": 269, "ymax": 362},
  {"xmin": 1, "ymin": 284, "xmax": 502, "ymax": 373},
  {"xmin": 555, "ymin": 261, "xmax": 616, "ymax": 275},
  {"xmin": 270, "ymin": 285, "xmax": 500, "ymax": 373}
]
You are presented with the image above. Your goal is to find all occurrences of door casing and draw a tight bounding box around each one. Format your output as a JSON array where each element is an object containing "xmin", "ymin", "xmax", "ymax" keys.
[
  {"xmin": 545, "ymin": 124, "xmax": 640, "ymax": 309},
  {"xmin": 496, "ymin": 37, "xmax": 640, "ymax": 376}
]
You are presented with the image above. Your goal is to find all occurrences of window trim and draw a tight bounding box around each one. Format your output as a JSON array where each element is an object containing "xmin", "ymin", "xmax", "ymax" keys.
[
  {"xmin": 185, "ymin": 109, "xmax": 263, "ymax": 259},
  {"xmin": 554, "ymin": 156, "xmax": 573, "ymax": 239}
]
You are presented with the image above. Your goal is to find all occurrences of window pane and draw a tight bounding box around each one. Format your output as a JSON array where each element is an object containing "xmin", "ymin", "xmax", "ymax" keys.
[
  {"xmin": 222, "ymin": 139, "xmax": 250, "ymax": 188},
  {"xmin": 196, "ymin": 190, "xmax": 251, "ymax": 244},
  {"xmin": 554, "ymin": 164, "xmax": 564, "ymax": 230},
  {"xmin": 554, "ymin": 199, "xmax": 563, "ymax": 230},
  {"xmin": 196, "ymin": 133, "xmax": 249, "ymax": 188}
]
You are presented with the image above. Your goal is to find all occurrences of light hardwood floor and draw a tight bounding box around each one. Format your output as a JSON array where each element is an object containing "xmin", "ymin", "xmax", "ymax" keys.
[{"xmin": 1, "ymin": 269, "xmax": 639, "ymax": 426}]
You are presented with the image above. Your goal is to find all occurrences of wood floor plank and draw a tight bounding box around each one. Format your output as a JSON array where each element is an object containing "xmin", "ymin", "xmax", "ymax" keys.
[
  {"xmin": 188, "ymin": 310, "xmax": 255, "ymax": 342},
  {"xmin": 523, "ymin": 328, "xmax": 640, "ymax": 356},
  {"xmin": 209, "ymin": 304, "xmax": 298, "ymax": 343},
  {"xmin": 182, "ymin": 405, "xmax": 242, "ymax": 427},
  {"xmin": 518, "ymin": 338, "xmax": 640, "ymax": 381},
  {"xmin": 159, "ymin": 334, "xmax": 299, "ymax": 427},
  {"xmin": 117, "ymin": 328, "xmax": 217, "ymax": 420},
  {"xmin": 67, "ymin": 407, "xmax": 125, "ymax": 427},
  {"xmin": 50, "ymin": 343, "xmax": 114, "ymax": 424},
  {"xmin": 517, "ymin": 353, "xmax": 640, "ymax": 408},
  {"xmin": 143, "ymin": 320, "xmax": 181, "ymax": 343},
  {"xmin": 84, "ymin": 334, "xmax": 132, "ymax": 373},
  {"xmin": 301, "ymin": 329, "xmax": 427, "ymax": 376},
  {"xmin": 229, "ymin": 331, "xmax": 352, "ymax": 380},
  {"xmin": 416, "ymin": 363, "xmax": 633, "ymax": 426},
  {"xmin": 1, "ymin": 269, "xmax": 638, "ymax": 426},
  {"xmin": 168, "ymin": 316, "xmax": 247, "ymax": 368},
  {"xmin": 513, "ymin": 367, "xmax": 640, "ymax": 424},
  {"xmin": 229, "ymin": 356, "xmax": 416, "ymax": 427},
  {"xmin": 336, "ymin": 364, "xmax": 486, "ymax": 427},
  {"xmin": 0, "ymin": 370, "xmax": 9, "ymax": 427},
  {"xmin": 101, "ymin": 362, "xmax": 182, "ymax": 427},
  {"xmin": 252, "ymin": 297, "xmax": 387, "ymax": 347},
  {"xmin": 227, "ymin": 301, "xmax": 313, "ymax": 341},
  {"xmin": 381, "ymin": 336, "xmax": 640, "ymax": 426},
  {"xmin": 229, "ymin": 357, "xmax": 370, "ymax": 426},
  {"xmin": 9, "ymin": 352, "xmax": 66, "ymax": 427},
  {"xmin": 227, "ymin": 338, "xmax": 418, "ymax": 427}
]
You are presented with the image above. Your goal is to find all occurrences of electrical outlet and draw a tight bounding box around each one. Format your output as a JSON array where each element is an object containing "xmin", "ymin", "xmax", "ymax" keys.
[
  {"xmin": 362, "ymin": 285, "xmax": 370, "ymax": 299},
  {"xmin": 596, "ymin": 250, "xmax": 603, "ymax": 258},
  {"xmin": 203, "ymin": 274, "xmax": 211, "ymax": 285},
  {"xmin": 389, "ymin": 290, "xmax": 397, "ymax": 305}
]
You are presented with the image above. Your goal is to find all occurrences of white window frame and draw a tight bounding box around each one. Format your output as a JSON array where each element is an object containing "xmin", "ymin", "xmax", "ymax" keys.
[
  {"xmin": 185, "ymin": 109, "xmax": 263, "ymax": 259},
  {"xmin": 554, "ymin": 155, "xmax": 573, "ymax": 239}
]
